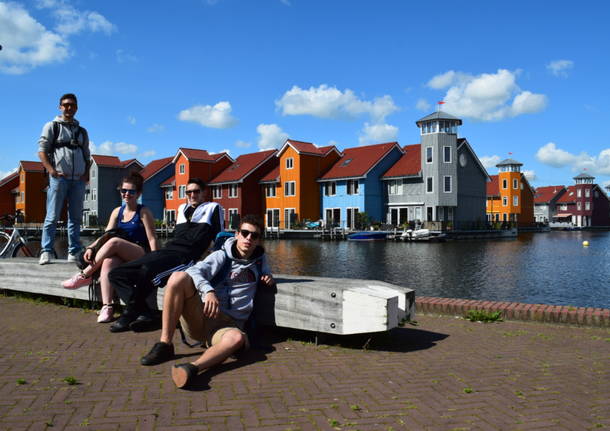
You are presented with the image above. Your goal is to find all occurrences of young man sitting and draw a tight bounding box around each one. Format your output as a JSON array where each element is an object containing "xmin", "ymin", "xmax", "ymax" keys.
[{"xmin": 140, "ymin": 215, "xmax": 275, "ymax": 389}]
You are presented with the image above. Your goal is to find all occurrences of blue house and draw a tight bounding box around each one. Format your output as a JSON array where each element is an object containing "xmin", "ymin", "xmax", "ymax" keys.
[
  {"xmin": 318, "ymin": 142, "xmax": 404, "ymax": 228},
  {"xmin": 139, "ymin": 156, "xmax": 174, "ymax": 221}
]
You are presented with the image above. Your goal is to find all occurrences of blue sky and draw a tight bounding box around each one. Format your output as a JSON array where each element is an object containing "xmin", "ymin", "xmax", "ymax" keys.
[{"xmin": 1, "ymin": 0, "xmax": 609, "ymax": 188}]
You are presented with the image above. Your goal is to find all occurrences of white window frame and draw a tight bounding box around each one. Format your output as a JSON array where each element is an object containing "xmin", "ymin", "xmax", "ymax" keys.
[
  {"xmin": 165, "ymin": 189, "xmax": 173, "ymax": 200},
  {"xmin": 91, "ymin": 168, "xmax": 96, "ymax": 178},
  {"xmin": 502, "ymin": 179, "xmax": 508, "ymax": 189},
  {"xmin": 286, "ymin": 157, "xmax": 294, "ymax": 169},
  {"xmin": 212, "ymin": 186, "xmax": 222, "ymax": 199},
  {"xmin": 91, "ymin": 188, "xmax": 97, "ymax": 201},
  {"xmin": 284, "ymin": 181, "xmax": 296, "ymax": 197},
  {"xmin": 502, "ymin": 196, "xmax": 508, "ymax": 206},
  {"xmin": 426, "ymin": 146, "xmax": 433, "ymax": 164},
  {"xmin": 178, "ymin": 185, "xmax": 186, "ymax": 199},
  {"xmin": 228, "ymin": 208, "xmax": 239, "ymax": 227},
  {"xmin": 347, "ymin": 180, "xmax": 359, "ymax": 195},
  {"xmin": 426, "ymin": 177, "xmax": 433, "ymax": 193},
  {"xmin": 577, "ymin": 189, "xmax": 582, "ymax": 197},
  {"xmin": 284, "ymin": 208, "xmax": 296, "ymax": 228},
  {"xmin": 513, "ymin": 179, "xmax": 518, "ymax": 189},
  {"xmin": 265, "ymin": 184, "xmax": 276, "ymax": 198},
  {"xmin": 179, "ymin": 164, "xmax": 185, "ymax": 175},
  {"xmin": 585, "ymin": 189, "xmax": 590, "ymax": 198},
  {"xmin": 324, "ymin": 182, "xmax": 336, "ymax": 196},
  {"xmin": 443, "ymin": 175, "xmax": 452, "ymax": 193},
  {"xmin": 228, "ymin": 184, "xmax": 238, "ymax": 198},
  {"xmin": 513, "ymin": 196, "xmax": 519, "ymax": 206},
  {"xmin": 585, "ymin": 201, "xmax": 590, "ymax": 211},
  {"xmin": 443, "ymin": 146, "xmax": 451, "ymax": 163},
  {"xmin": 577, "ymin": 202, "xmax": 582, "ymax": 210}
]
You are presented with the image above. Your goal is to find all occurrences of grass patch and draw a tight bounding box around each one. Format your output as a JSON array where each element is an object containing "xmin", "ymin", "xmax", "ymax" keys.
[
  {"xmin": 16, "ymin": 378, "xmax": 27, "ymax": 385},
  {"xmin": 63, "ymin": 376, "xmax": 79, "ymax": 385},
  {"xmin": 462, "ymin": 387, "xmax": 474, "ymax": 394},
  {"xmin": 465, "ymin": 309, "xmax": 503, "ymax": 323}
]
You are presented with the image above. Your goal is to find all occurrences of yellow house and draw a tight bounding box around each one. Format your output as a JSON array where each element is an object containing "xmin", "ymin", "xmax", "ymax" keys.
[{"xmin": 260, "ymin": 140, "xmax": 340, "ymax": 229}]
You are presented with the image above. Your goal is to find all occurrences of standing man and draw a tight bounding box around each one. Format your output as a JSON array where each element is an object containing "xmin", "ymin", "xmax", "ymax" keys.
[
  {"xmin": 139, "ymin": 215, "xmax": 274, "ymax": 389},
  {"xmin": 108, "ymin": 178, "xmax": 223, "ymax": 333},
  {"xmin": 38, "ymin": 93, "xmax": 90, "ymax": 264}
]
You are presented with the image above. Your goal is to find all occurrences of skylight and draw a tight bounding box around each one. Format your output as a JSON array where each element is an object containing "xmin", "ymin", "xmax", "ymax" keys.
[{"xmin": 341, "ymin": 158, "xmax": 352, "ymax": 167}]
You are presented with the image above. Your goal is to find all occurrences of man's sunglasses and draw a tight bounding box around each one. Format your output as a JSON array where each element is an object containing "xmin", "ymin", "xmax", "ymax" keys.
[
  {"xmin": 239, "ymin": 229, "xmax": 260, "ymax": 240},
  {"xmin": 120, "ymin": 188, "xmax": 137, "ymax": 195},
  {"xmin": 185, "ymin": 189, "xmax": 201, "ymax": 195}
]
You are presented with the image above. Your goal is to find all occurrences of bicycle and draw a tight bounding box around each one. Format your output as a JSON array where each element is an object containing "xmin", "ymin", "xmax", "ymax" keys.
[{"xmin": 0, "ymin": 228, "xmax": 36, "ymax": 258}]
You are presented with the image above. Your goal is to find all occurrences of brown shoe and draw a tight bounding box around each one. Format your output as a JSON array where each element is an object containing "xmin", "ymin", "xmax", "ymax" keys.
[{"xmin": 171, "ymin": 363, "xmax": 199, "ymax": 388}]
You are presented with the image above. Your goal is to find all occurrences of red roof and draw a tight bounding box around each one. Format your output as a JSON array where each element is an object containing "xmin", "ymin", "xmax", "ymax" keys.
[
  {"xmin": 210, "ymin": 150, "xmax": 276, "ymax": 184},
  {"xmin": 0, "ymin": 170, "xmax": 19, "ymax": 187},
  {"xmin": 173, "ymin": 148, "xmax": 234, "ymax": 164},
  {"xmin": 91, "ymin": 155, "xmax": 123, "ymax": 167},
  {"xmin": 20, "ymin": 161, "xmax": 44, "ymax": 173},
  {"xmin": 278, "ymin": 139, "xmax": 340, "ymax": 157},
  {"xmin": 382, "ymin": 144, "xmax": 421, "ymax": 178},
  {"xmin": 321, "ymin": 142, "xmax": 402, "ymax": 180},
  {"xmin": 140, "ymin": 157, "xmax": 173, "ymax": 181},
  {"xmin": 161, "ymin": 175, "xmax": 175, "ymax": 187},
  {"xmin": 121, "ymin": 158, "xmax": 143, "ymax": 169},
  {"xmin": 486, "ymin": 175, "xmax": 499, "ymax": 196},
  {"xmin": 534, "ymin": 185, "xmax": 565, "ymax": 204},
  {"xmin": 260, "ymin": 166, "xmax": 279, "ymax": 183},
  {"xmin": 557, "ymin": 186, "xmax": 577, "ymax": 203}
]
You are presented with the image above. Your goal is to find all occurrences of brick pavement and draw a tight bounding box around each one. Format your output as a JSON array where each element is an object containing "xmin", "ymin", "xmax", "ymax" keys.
[{"xmin": 0, "ymin": 295, "xmax": 608, "ymax": 431}]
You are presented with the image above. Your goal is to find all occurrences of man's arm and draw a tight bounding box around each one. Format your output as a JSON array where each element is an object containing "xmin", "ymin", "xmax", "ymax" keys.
[
  {"xmin": 185, "ymin": 250, "xmax": 226, "ymax": 318},
  {"xmin": 37, "ymin": 122, "xmax": 61, "ymax": 177},
  {"xmin": 80, "ymin": 128, "xmax": 91, "ymax": 182}
]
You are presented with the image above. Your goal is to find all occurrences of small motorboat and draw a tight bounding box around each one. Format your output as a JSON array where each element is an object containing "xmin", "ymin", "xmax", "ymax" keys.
[{"xmin": 347, "ymin": 231, "xmax": 389, "ymax": 241}]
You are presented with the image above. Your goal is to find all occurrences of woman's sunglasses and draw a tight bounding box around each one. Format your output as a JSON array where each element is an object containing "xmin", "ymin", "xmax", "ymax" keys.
[{"xmin": 120, "ymin": 188, "xmax": 137, "ymax": 195}]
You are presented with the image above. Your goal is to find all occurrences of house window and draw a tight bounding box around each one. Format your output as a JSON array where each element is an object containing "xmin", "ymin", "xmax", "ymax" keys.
[
  {"xmin": 502, "ymin": 179, "xmax": 507, "ymax": 189},
  {"xmin": 284, "ymin": 181, "xmax": 296, "ymax": 196},
  {"xmin": 228, "ymin": 209, "xmax": 239, "ymax": 229},
  {"xmin": 286, "ymin": 157, "xmax": 294, "ymax": 169},
  {"xmin": 164, "ymin": 209, "xmax": 176, "ymax": 224},
  {"xmin": 324, "ymin": 182, "xmax": 336, "ymax": 196},
  {"xmin": 165, "ymin": 189, "xmax": 173, "ymax": 200},
  {"xmin": 560, "ymin": 204, "xmax": 567, "ymax": 211},
  {"xmin": 388, "ymin": 180, "xmax": 402, "ymax": 195},
  {"xmin": 513, "ymin": 179, "xmax": 518, "ymax": 189},
  {"xmin": 346, "ymin": 208, "xmax": 358, "ymax": 229},
  {"xmin": 585, "ymin": 201, "xmax": 590, "ymax": 210},
  {"xmin": 585, "ymin": 189, "xmax": 590, "ymax": 198},
  {"xmin": 284, "ymin": 208, "xmax": 296, "ymax": 228},
  {"xmin": 577, "ymin": 189, "xmax": 581, "ymax": 197},
  {"xmin": 426, "ymin": 177, "xmax": 433, "ymax": 193},
  {"xmin": 228, "ymin": 184, "xmax": 238, "ymax": 198},
  {"xmin": 266, "ymin": 208, "xmax": 280, "ymax": 228},
  {"xmin": 443, "ymin": 146, "xmax": 451, "ymax": 163},
  {"xmin": 265, "ymin": 184, "xmax": 276, "ymax": 197},
  {"xmin": 577, "ymin": 202, "xmax": 582, "ymax": 210},
  {"xmin": 513, "ymin": 196, "xmax": 519, "ymax": 206},
  {"xmin": 179, "ymin": 164, "xmax": 185, "ymax": 175},
  {"xmin": 347, "ymin": 180, "xmax": 359, "ymax": 195},
  {"xmin": 213, "ymin": 186, "xmax": 222, "ymax": 199},
  {"xmin": 91, "ymin": 188, "xmax": 97, "ymax": 201},
  {"xmin": 178, "ymin": 185, "xmax": 186, "ymax": 199},
  {"xmin": 426, "ymin": 147, "xmax": 433, "ymax": 164},
  {"xmin": 443, "ymin": 176, "xmax": 452, "ymax": 193},
  {"xmin": 91, "ymin": 168, "xmax": 96, "ymax": 178},
  {"xmin": 502, "ymin": 196, "xmax": 508, "ymax": 206}
]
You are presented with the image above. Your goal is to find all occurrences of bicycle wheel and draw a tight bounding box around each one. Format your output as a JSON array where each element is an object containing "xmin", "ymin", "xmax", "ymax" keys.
[
  {"xmin": 12, "ymin": 242, "xmax": 34, "ymax": 257},
  {"xmin": 0, "ymin": 231, "xmax": 10, "ymax": 257}
]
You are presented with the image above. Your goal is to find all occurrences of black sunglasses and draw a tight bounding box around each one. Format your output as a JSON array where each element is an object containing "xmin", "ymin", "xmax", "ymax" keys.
[
  {"xmin": 120, "ymin": 188, "xmax": 137, "ymax": 195},
  {"xmin": 185, "ymin": 189, "xmax": 201, "ymax": 195},
  {"xmin": 239, "ymin": 229, "xmax": 260, "ymax": 240}
]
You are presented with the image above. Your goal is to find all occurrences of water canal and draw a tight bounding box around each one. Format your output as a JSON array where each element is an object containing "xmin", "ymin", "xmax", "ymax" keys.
[{"xmin": 263, "ymin": 230, "xmax": 610, "ymax": 309}]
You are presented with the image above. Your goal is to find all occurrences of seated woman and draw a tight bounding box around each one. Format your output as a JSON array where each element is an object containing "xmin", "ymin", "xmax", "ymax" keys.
[{"xmin": 62, "ymin": 171, "xmax": 158, "ymax": 323}]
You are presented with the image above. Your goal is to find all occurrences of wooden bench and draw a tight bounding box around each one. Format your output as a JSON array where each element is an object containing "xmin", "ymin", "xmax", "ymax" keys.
[{"xmin": 0, "ymin": 258, "xmax": 415, "ymax": 335}]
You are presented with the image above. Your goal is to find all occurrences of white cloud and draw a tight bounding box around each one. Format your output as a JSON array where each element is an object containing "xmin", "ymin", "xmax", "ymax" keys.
[
  {"xmin": 546, "ymin": 59, "xmax": 574, "ymax": 78},
  {"xmin": 147, "ymin": 123, "xmax": 165, "ymax": 133},
  {"xmin": 415, "ymin": 98, "xmax": 431, "ymax": 111},
  {"xmin": 0, "ymin": 2, "xmax": 69, "ymax": 74},
  {"xmin": 358, "ymin": 122, "xmax": 398, "ymax": 146},
  {"xmin": 90, "ymin": 140, "xmax": 137, "ymax": 156},
  {"xmin": 536, "ymin": 142, "xmax": 610, "ymax": 175},
  {"xmin": 276, "ymin": 84, "xmax": 398, "ymax": 123},
  {"xmin": 127, "ymin": 116, "xmax": 136, "ymax": 125},
  {"xmin": 37, "ymin": 0, "xmax": 116, "ymax": 35},
  {"xmin": 140, "ymin": 150, "xmax": 156, "ymax": 158},
  {"xmin": 479, "ymin": 155, "xmax": 501, "ymax": 169},
  {"xmin": 426, "ymin": 69, "xmax": 547, "ymax": 121},
  {"xmin": 257, "ymin": 124, "xmax": 288, "ymax": 150},
  {"xmin": 116, "ymin": 49, "xmax": 137, "ymax": 63},
  {"xmin": 523, "ymin": 170, "xmax": 537, "ymax": 182},
  {"xmin": 178, "ymin": 101, "xmax": 238, "ymax": 129},
  {"xmin": 235, "ymin": 140, "xmax": 251, "ymax": 148}
]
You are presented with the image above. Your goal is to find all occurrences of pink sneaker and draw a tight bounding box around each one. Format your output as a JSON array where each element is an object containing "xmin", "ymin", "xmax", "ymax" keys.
[
  {"xmin": 62, "ymin": 273, "xmax": 91, "ymax": 289},
  {"xmin": 97, "ymin": 305, "xmax": 115, "ymax": 323}
]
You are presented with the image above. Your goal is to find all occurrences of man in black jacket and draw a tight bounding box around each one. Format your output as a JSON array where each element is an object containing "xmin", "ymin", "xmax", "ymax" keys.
[{"xmin": 108, "ymin": 178, "xmax": 223, "ymax": 332}]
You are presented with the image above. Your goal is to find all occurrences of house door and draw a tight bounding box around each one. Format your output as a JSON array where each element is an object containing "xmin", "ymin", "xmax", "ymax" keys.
[
  {"xmin": 284, "ymin": 208, "xmax": 295, "ymax": 229},
  {"xmin": 427, "ymin": 206, "xmax": 433, "ymax": 221},
  {"xmin": 266, "ymin": 209, "xmax": 280, "ymax": 228},
  {"xmin": 346, "ymin": 208, "xmax": 358, "ymax": 229}
]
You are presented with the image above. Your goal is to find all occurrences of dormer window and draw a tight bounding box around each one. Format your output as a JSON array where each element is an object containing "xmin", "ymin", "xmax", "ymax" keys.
[{"xmin": 286, "ymin": 158, "xmax": 294, "ymax": 169}]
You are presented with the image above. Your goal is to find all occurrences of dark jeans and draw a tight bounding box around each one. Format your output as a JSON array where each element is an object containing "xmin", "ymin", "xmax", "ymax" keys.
[{"xmin": 109, "ymin": 249, "xmax": 185, "ymax": 315}]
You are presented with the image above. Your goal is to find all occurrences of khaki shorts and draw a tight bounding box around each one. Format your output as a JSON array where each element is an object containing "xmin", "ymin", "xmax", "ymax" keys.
[{"xmin": 180, "ymin": 292, "xmax": 249, "ymax": 350}]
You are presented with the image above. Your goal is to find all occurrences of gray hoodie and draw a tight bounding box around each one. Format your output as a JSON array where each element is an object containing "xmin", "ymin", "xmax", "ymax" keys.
[
  {"xmin": 185, "ymin": 237, "xmax": 272, "ymax": 323},
  {"xmin": 38, "ymin": 116, "xmax": 90, "ymax": 180}
]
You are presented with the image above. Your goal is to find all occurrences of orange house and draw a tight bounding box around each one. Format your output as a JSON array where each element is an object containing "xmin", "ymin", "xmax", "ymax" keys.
[
  {"xmin": 486, "ymin": 158, "xmax": 535, "ymax": 226},
  {"xmin": 261, "ymin": 140, "xmax": 340, "ymax": 229},
  {"xmin": 15, "ymin": 161, "xmax": 48, "ymax": 223},
  {"xmin": 162, "ymin": 148, "xmax": 234, "ymax": 223},
  {"xmin": 0, "ymin": 171, "xmax": 19, "ymax": 221}
]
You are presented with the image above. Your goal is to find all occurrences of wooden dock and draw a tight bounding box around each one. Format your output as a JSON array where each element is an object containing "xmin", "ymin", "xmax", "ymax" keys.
[{"xmin": 0, "ymin": 258, "xmax": 415, "ymax": 335}]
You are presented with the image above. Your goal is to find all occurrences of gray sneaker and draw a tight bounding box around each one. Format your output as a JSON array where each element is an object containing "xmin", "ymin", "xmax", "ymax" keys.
[{"xmin": 39, "ymin": 251, "xmax": 51, "ymax": 265}]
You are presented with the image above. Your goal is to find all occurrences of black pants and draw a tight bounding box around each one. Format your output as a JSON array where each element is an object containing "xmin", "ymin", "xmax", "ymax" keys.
[{"xmin": 109, "ymin": 249, "xmax": 185, "ymax": 315}]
